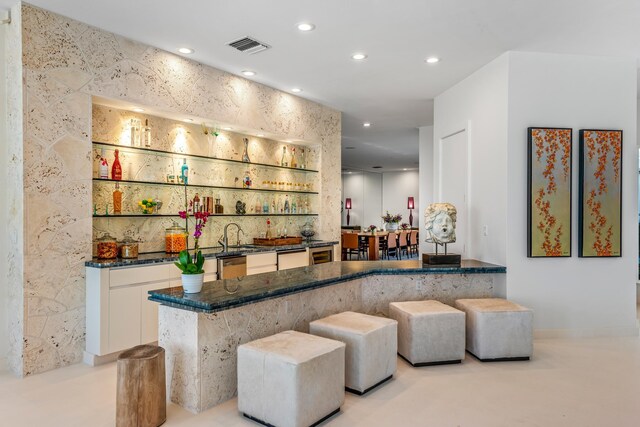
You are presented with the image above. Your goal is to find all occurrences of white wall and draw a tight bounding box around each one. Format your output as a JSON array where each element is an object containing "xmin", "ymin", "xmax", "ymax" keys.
[
  {"xmin": 434, "ymin": 51, "xmax": 638, "ymax": 336},
  {"xmin": 0, "ymin": 22, "xmax": 8, "ymax": 370},
  {"xmin": 341, "ymin": 171, "xmax": 382, "ymax": 228},
  {"xmin": 433, "ymin": 54, "xmax": 509, "ymax": 265},
  {"xmin": 506, "ymin": 52, "xmax": 638, "ymax": 337},
  {"xmin": 342, "ymin": 170, "xmax": 419, "ymax": 230},
  {"xmin": 382, "ymin": 171, "xmax": 419, "ymax": 229},
  {"xmin": 418, "ymin": 126, "xmax": 434, "ymax": 254}
]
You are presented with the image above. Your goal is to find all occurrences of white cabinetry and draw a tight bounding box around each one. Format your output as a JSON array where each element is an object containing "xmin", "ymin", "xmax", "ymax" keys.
[
  {"xmin": 247, "ymin": 252, "xmax": 278, "ymax": 275},
  {"xmin": 278, "ymin": 249, "xmax": 309, "ymax": 270},
  {"xmin": 85, "ymin": 260, "xmax": 217, "ymax": 365}
]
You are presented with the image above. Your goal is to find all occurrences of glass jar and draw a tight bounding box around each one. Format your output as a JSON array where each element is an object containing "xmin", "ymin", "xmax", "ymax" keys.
[
  {"xmin": 96, "ymin": 233, "xmax": 118, "ymax": 259},
  {"xmin": 165, "ymin": 222, "xmax": 187, "ymax": 254},
  {"xmin": 120, "ymin": 237, "xmax": 139, "ymax": 259},
  {"xmin": 301, "ymin": 221, "xmax": 316, "ymax": 243}
]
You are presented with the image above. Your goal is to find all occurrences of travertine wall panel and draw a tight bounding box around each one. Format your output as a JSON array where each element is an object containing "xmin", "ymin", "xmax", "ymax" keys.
[{"xmin": 8, "ymin": 3, "xmax": 340, "ymax": 375}]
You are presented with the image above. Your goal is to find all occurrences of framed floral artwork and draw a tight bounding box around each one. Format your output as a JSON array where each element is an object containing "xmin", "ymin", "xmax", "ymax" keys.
[
  {"xmin": 578, "ymin": 129, "xmax": 622, "ymax": 257},
  {"xmin": 527, "ymin": 127, "xmax": 572, "ymax": 257}
]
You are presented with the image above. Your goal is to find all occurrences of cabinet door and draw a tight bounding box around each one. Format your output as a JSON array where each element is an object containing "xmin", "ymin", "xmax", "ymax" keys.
[
  {"xmin": 247, "ymin": 264, "xmax": 278, "ymax": 276},
  {"xmin": 140, "ymin": 282, "xmax": 167, "ymax": 344},
  {"xmin": 278, "ymin": 251, "xmax": 309, "ymax": 271},
  {"xmin": 109, "ymin": 286, "xmax": 142, "ymax": 353},
  {"xmin": 247, "ymin": 252, "xmax": 277, "ymax": 269}
]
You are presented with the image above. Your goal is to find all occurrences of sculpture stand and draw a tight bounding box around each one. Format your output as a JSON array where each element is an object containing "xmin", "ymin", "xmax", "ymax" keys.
[{"xmin": 422, "ymin": 243, "xmax": 461, "ymax": 266}]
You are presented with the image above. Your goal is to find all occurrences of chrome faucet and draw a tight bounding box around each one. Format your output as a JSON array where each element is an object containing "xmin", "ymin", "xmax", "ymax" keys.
[{"xmin": 219, "ymin": 222, "xmax": 244, "ymax": 252}]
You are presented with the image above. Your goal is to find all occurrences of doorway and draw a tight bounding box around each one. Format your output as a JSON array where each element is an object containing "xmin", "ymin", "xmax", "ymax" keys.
[{"xmin": 438, "ymin": 129, "xmax": 468, "ymax": 257}]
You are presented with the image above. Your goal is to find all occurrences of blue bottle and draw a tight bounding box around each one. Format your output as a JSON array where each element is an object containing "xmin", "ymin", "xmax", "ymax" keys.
[{"xmin": 181, "ymin": 158, "xmax": 189, "ymax": 185}]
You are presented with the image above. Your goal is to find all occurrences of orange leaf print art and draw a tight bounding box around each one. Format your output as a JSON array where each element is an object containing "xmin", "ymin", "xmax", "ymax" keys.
[
  {"xmin": 529, "ymin": 128, "xmax": 571, "ymax": 257},
  {"xmin": 581, "ymin": 130, "xmax": 622, "ymax": 257}
]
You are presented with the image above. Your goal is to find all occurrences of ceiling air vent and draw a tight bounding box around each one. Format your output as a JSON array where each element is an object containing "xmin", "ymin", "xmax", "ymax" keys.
[{"xmin": 227, "ymin": 36, "xmax": 271, "ymax": 55}]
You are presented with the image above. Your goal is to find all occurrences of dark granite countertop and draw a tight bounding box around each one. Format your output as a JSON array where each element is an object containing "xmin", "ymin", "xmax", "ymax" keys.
[
  {"xmin": 85, "ymin": 240, "xmax": 339, "ymax": 268},
  {"xmin": 148, "ymin": 259, "xmax": 506, "ymax": 313}
]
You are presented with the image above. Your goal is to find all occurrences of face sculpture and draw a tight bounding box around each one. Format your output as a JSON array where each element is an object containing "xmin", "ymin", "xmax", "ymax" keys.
[{"xmin": 424, "ymin": 203, "xmax": 457, "ymax": 245}]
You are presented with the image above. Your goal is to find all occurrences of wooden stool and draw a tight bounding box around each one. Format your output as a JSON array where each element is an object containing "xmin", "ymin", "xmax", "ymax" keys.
[{"xmin": 116, "ymin": 345, "xmax": 166, "ymax": 427}]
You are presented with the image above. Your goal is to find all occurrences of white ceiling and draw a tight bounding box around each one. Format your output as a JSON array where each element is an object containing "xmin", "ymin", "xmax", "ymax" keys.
[{"xmin": 2, "ymin": 0, "xmax": 640, "ymax": 172}]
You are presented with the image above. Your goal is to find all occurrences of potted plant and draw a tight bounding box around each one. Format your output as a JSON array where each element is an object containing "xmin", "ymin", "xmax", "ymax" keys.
[
  {"xmin": 400, "ymin": 223, "xmax": 410, "ymax": 230},
  {"xmin": 367, "ymin": 225, "xmax": 378, "ymax": 235},
  {"xmin": 174, "ymin": 202, "xmax": 210, "ymax": 293},
  {"xmin": 381, "ymin": 211, "xmax": 402, "ymax": 231}
]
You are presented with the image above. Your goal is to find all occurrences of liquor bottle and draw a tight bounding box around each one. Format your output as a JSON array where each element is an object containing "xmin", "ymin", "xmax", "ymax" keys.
[
  {"xmin": 193, "ymin": 193, "xmax": 200, "ymax": 213},
  {"xmin": 99, "ymin": 149, "xmax": 109, "ymax": 179},
  {"xmin": 242, "ymin": 138, "xmax": 251, "ymax": 162},
  {"xmin": 299, "ymin": 148, "xmax": 306, "ymax": 169},
  {"xmin": 130, "ymin": 118, "xmax": 141, "ymax": 147},
  {"xmin": 290, "ymin": 147, "xmax": 297, "ymax": 169},
  {"xmin": 263, "ymin": 199, "xmax": 269, "ymax": 214},
  {"xmin": 271, "ymin": 199, "xmax": 276, "ymax": 215},
  {"xmin": 280, "ymin": 146, "xmax": 288, "ymax": 167},
  {"xmin": 142, "ymin": 119, "xmax": 152, "ymax": 148},
  {"xmin": 284, "ymin": 195, "xmax": 290, "ymax": 214},
  {"xmin": 283, "ymin": 222, "xmax": 288, "ymax": 238},
  {"xmin": 292, "ymin": 199, "xmax": 297, "ymax": 214},
  {"xmin": 265, "ymin": 218, "xmax": 273, "ymax": 239},
  {"xmin": 111, "ymin": 149, "xmax": 122, "ymax": 180},
  {"xmin": 181, "ymin": 158, "xmax": 189, "ymax": 185},
  {"xmin": 113, "ymin": 182, "xmax": 122, "ymax": 214}
]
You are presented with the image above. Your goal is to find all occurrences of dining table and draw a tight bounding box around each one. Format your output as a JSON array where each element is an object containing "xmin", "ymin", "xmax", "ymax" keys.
[{"xmin": 357, "ymin": 231, "xmax": 395, "ymax": 261}]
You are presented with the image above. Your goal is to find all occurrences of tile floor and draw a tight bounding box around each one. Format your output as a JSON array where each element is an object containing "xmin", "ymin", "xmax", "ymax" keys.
[{"xmin": 2, "ymin": 336, "xmax": 640, "ymax": 426}]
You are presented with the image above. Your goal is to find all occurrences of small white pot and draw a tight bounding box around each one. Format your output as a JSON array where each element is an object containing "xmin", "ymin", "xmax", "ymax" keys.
[
  {"xmin": 385, "ymin": 222, "xmax": 399, "ymax": 231},
  {"xmin": 181, "ymin": 273, "xmax": 204, "ymax": 293}
]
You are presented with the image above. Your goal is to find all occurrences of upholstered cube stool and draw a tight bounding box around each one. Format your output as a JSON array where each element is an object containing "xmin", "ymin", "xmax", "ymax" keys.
[
  {"xmin": 237, "ymin": 330, "xmax": 345, "ymax": 427},
  {"xmin": 389, "ymin": 300, "xmax": 465, "ymax": 366},
  {"xmin": 455, "ymin": 298, "xmax": 533, "ymax": 362},
  {"xmin": 310, "ymin": 311, "xmax": 397, "ymax": 395}
]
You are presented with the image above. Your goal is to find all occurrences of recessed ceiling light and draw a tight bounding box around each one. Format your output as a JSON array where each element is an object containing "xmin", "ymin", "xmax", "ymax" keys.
[
  {"xmin": 403, "ymin": 168, "xmax": 408, "ymax": 171},
  {"xmin": 184, "ymin": 118, "xmax": 194, "ymax": 122},
  {"xmin": 242, "ymin": 70, "xmax": 256, "ymax": 77},
  {"xmin": 257, "ymin": 134, "xmax": 264, "ymax": 137},
  {"xmin": 284, "ymin": 140, "xmax": 293, "ymax": 143},
  {"xmin": 223, "ymin": 127, "xmax": 232, "ymax": 130},
  {"xmin": 425, "ymin": 56, "xmax": 440, "ymax": 64},
  {"xmin": 297, "ymin": 22, "xmax": 315, "ymax": 32},
  {"xmin": 132, "ymin": 107, "xmax": 144, "ymax": 113},
  {"xmin": 351, "ymin": 53, "xmax": 368, "ymax": 60},
  {"xmin": 363, "ymin": 122, "xmax": 371, "ymax": 127},
  {"xmin": 178, "ymin": 47, "xmax": 195, "ymax": 54},
  {"xmin": 291, "ymin": 88, "xmax": 302, "ymax": 93}
]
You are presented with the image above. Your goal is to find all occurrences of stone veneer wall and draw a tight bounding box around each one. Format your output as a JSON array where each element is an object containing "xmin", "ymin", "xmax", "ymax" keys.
[{"xmin": 6, "ymin": 3, "xmax": 341, "ymax": 376}]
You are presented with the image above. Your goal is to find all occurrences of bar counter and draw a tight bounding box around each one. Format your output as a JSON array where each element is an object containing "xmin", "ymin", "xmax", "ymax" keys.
[
  {"xmin": 153, "ymin": 259, "xmax": 505, "ymax": 413},
  {"xmin": 149, "ymin": 259, "xmax": 505, "ymax": 313},
  {"xmin": 85, "ymin": 240, "xmax": 339, "ymax": 268}
]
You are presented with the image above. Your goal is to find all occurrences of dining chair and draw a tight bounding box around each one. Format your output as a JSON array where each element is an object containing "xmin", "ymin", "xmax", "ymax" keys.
[
  {"xmin": 398, "ymin": 231, "xmax": 409, "ymax": 259},
  {"xmin": 378, "ymin": 233, "xmax": 389, "ymax": 259},
  {"xmin": 386, "ymin": 232, "xmax": 398, "ymax": 259},
  {"xmin": 358, "ymin": 235, "xmax": 369, "ymax": 260},
  {"xmin": 342, "ymin": 233, "xmax": 360, "ymax": 260},
  {"xmin": 409, "ymin": 230, "xmax": 419, "ymax": 257}
]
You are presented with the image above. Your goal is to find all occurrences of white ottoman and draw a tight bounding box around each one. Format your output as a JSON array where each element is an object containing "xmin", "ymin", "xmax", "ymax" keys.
[
  {"xmin": 455, "ymin": 298, "xmax": 533, "ymax": 361},
  {"xmin": 389, "ymin": 300, "xmax": 465, "ymax": 366},
  {"xmin": 237, "ymin": 330, "xmax": 345, "ymax": 427},
  {"xmin": 310, "ymin": 311, "xmax": 397, "ymax": 395}
]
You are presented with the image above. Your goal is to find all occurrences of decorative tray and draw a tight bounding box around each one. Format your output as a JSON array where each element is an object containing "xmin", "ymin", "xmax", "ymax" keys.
[{"xmin": 253, "ymin": 237, "xmax": 303, "ymax": 246}]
